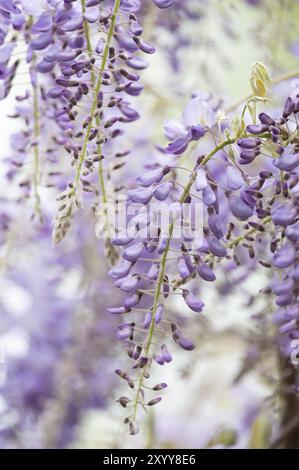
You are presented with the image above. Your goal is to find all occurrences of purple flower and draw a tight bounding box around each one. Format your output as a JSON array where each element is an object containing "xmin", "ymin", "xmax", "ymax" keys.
[
  {"xmin": 163, "ymin": 96, "xmax": 214, "ymax": 155},
  {"xmin": 152, "ymin": 0, "xmax": 173, "ymax": 8},
  {"xmin": 197, "ymin": 262, "xmax": 216, "ymax": 282},
  {"xmin": 135, "ymin": 166, "xmax": 169, "ymax": 187},
  {"xmin": 183, "ymin": 290, "xmax": 205, "ymax": 313},
  {"xmin": 228, "ymin": 195, "xmax": 254, "ymax": 221},
  {"xmin": 272, "ymin": 243, "xmax": 296, "ymax": 269},
  {"xmin": 273, "ymin": 152, "xmax": 299, "ymax": 172}
]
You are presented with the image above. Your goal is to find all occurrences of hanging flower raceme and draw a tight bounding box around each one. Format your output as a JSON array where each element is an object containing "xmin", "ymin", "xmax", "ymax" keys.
[
  {"xmin": 0, "ymin": 0, "xmax": 25, "ymax": 98},
  {"xmin": 41, "ymin": 0, "xmax": 159, "ymax": 259},
  {"xmin": 0, "ymin": 0, "xmax": 160, "ymax": 265},
  {"xmin": 108, "ymin": 82, "xmax": 299, "ymax": 434}
]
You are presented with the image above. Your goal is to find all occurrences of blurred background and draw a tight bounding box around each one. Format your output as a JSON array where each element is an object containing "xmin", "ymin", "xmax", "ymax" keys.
[{"xmin": 0, "ymin": 0, "xmax": 299, "ymax": 448}]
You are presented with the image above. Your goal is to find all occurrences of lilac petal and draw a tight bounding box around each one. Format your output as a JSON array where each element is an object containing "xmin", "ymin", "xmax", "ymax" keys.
[
  {"xmin": 132, "ymin": 344, "xmax": 142, "ymax": 360},
  {"xmin": 36, "ymin": 59, "xmax": 55, "ymax": 73},
  {"xmin": 84, "ymin": 8, "xmax": 100, "ymax": 23},
  {"xmin": 115, "ymin": 27, "xmax": 138, "ymax": 52},
  {"xmin": 171, "ymin": 324, "xmax": 195, "ymax": 350},
  {"xmin": 56, "ymin": 79, "xmax": 79, "ymax": 87},
  {"xmin": 177, "ymin": 336, "xmax": 195, "ymax": 351},
  {"xmin": 163, "ymin": 280, "xmax": 169, "ymax": 298},
  {"xmin": 119, "ymin": 104, "xmax": 139, "ymax": 121},
  {"xmin": 112, "ymin": 233, "xmax": 134, "ymax": 246},
  {"xmin": 153, "ymin": 354, "xmax": 165, "ymax": 365},
  {"xmin": 202, "ymin": 185, "xmax": 216, "ymax": 206},
  {"xmin": 128, "ymin": 187, "xmax": 154, "ymax": 204},
  {"xmin": 273, "ymin": 153, "xmax": 299, "ymax": 172},
  {"xmin": 183, "ymin": 97, "xmax": 215, "ymax": 128},
  {"xmin": 279, "ymin": 320, "xmax": 296, "ymax": 334},
  {"xmin": 0, "ymin": 43, "xmax": 15, "ymax": 63},
  {"xmin": 134, "ymin": 37, "xmax": 156, "ymax": 54},
  {"xmin": 153, "ymin": 382, "xmax": 168, "ymax": 391},
  {"xmin": 161, "ymin": 344, "xmax": 172, "ymax": 362},
  {"xmin": 157, "ymin": 237, "xmax": 168, "ymax": 254},
  {"xmin": 116, "ymin": 328, "xmax": 132, "ymax": 340},
  {"xmin": 165, "ymin": 136, "xmax": 189, "ymax": 155},
  {"xmin": 143, "ymin": 311, "xmax": 152, "ymax": 329},
  {"xmin": 239, "ymin": 147, "xmax": 260, "ymax": 160},
  {"xmin": 95, "ymin": 37, "xmax": 105, "ymax": 54},
  {"xmin": 124, "ymin": 292, "xmax": 140, "ymax": 309},
  {"xmin": 109, "ymin": 260, "xmax": 132, "ymax": 279},
  {"xmin": 44, "ymin": 44, "xmax": 62, "ymax": 62},
  {"xmin": 118, "ymin": 276, "xmax": 139, "ymax": 292},
  {"xmin": 121, "ymin": 0, "xmax": 141, "ymax": 11},
  {"xmin": 125, "ymin": 82, "xmax": 144, "ymax": 96},
  {"xmin": 164, "ymin": 119, "xmax": 187, "ymax": 141},
  {"xmin": 272, "ymin": 243, "xmax": 296, "ymax": 269},
  {"xmin": 123, "ymin": 241, "xmax": 144, "ymax": 262},
  {"xmin": 183, "ymin": 254, "xmax": 194, "ymax": 273},
  {"xmin": 126, "ymin": 56, "xmax": 148, "ymax": 70},
  {"xmin": 275, "ymin": 293, "xmax": 294, "ymax": 307},
  {"xmin": 272, "ymin": 204, "xmax": 296, "ymax": 227},
  {"xmin": 197, "ymin": 262, "xmax": 216, "ymax": 282},
  {"xmin": 283, "ymin": 97, "xmax": 295, "ymax": 117},
  {"xmin": 61, "ymin": 16, "xmax": 83, "ymax": 32},
  {"xmin": 190, "ymin": 124, "xmax": 206, "ymax": 140},
  {"xmin": 178, "ymin": 256, "xmax": 191, "ymax": 278},
  {"xmin": 271, "ymin": 278, "xmax": 294, "ymax": 296},
  {"xmin": 57, "ymin": 50, "xmax": 78, "ymax": 62},
  {"xmin": 130, "ymin": 20, "xmax": 143, "ymax": 36},
  {"xmin": 31, "ymin": 32, "xmax": 52, "ymax": 51},
  {"xmin": 239, "ymin": 155, "xmax": 256, "ymax": 165},
  {"xmin": 107, "ymin": 306, "xmax": 127, "ymax": 314},
  {"xmin": 0, "ymin": 0, "xmax": 21, "ymax": 13},
  {"xmin": 285, "ymin": 224, "xmax": 299, "ymax": 243},
  {"xmin": 207, "ymin": 235, "xmax": 227, "ymax": 257},
  {"xmin": 291, "ymin": 266, "xmax": 299, "ymax": 282},
  {"xmin": 259, "ymin": 112, "xmax": 275, "ymax": 126},
  {"xmin": 147, "ymin": 397, "xmax": 162, "ymax": 406},
  {"xmin": 147, "ymin": 262, "xmax": 160, "ymax": 280},
  {"xmin": 247, "ymin": 124, "xmax": 268, "ymax": 134},
  {"xmin": 136, "ymin": 167, "xmax": 167, "ymax": 187},
  {"xmin": 0, "ymin": 64, "xmax": 9, "ymax": 80},
  {"xmin": 48, "ymin": 87, "xmax": 62, "ymax": 98},
  {"xmin": 154, "ymin": 182, "xmax": 172, "ymax": 201},
  {"xmin": 183, "ymin": 290, "xmax": 204, "ymax": 313},
  {"xmin": 32, "ymin": 12, "xmax": 52, "ymax": 33},
  {"xmin": 155, "ymin": 304, "xmax": 163, "ymax": 324},
  {"xmin": 238, "ymin": 137, "xmax": 261, "ymax": 149},
  {"xmin": 240, "ymin": 188, "xmax": 256, "ymax": 208},
  {"xmin": 152, "ymin": 0, "xmax": 173, "ymax": 7},
  {"xmin": 208, "ymin": 214, "xmax": 224, "ymax": 239},
  {"xmin": 195, "ymin": 168, "xmax": 208, "ymax": 191},
  {"xmin": 226, "ymin": 166, "xmax": 244, "ymax": 190},
  {"xmin": 229, "ymin": 195, "xmax": 253, "ymax": 221},
  {"xmin": 130, "ymin": 211, "xmax": 150, "ymax": 231}
]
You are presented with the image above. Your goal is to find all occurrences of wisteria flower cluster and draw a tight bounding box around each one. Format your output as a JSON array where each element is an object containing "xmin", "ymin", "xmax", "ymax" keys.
[
  {"xmin": 108, "ymin": 75, "xmax": 299, "ymax": 434},
  {"xmin": 1, "ymin": 0, "xmax": 299, "ymax": 449}
]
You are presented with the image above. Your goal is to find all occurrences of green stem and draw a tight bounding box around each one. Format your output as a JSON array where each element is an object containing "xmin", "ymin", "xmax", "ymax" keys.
[
  {"xmin": 81, "ymin": 0, "xmax": 107, "ymax": 202},
  {"xmin": 33, "ymin": 84, "xmax": 41, "ymax": 217},
  {"xmin": 74, "ymin": 0, "xmax": 121, "ymax": 198},
  {"xmin": 132, "ymin": 138, "xmax": 235, "ymax": 422},
  {"xmin": 29, "ymin": 16, "xmax": 42, "ymax": 220}
]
